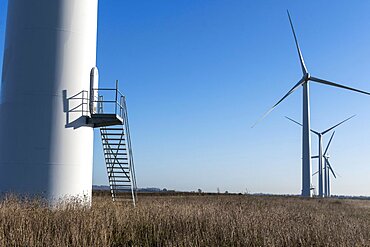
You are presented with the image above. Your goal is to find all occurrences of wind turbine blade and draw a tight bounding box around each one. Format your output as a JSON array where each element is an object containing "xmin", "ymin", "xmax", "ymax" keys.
[
  {"xmin": 252, "ymin": 78, "xmax": 305, "ymax": 128},
  {"xmin": 321, "ymin": 115, "xmax": 356, "ymax": 135},
  {"xmin": 310, "ymin": 77, "xmax": 370, "ymax": 96},
  {"xmin": 324, "ymin": 157, "xmax": 337, "ymax": 179},
  {"xmin": 324, "ymin": 131, "xmax": 335, "ymax": 155},
  {"xmin": 287, "ymin": 10, "xmax": 307, "ymax": 75},
  {"xmin": 285, "ymin": 116, "xmax": 320, "ymax": 135},
  {"xmin": 285, "ymin": 116, "xmax": 302, "ymax": 126}
]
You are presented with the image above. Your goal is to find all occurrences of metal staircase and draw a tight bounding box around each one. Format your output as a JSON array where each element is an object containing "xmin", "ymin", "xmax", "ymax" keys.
[
  {"xmin": 99, "ymin": 97, "xmax": 137, "ymax": 205},
  {"xmin": 71, "ymin": 71, "xmax": 138, "ymax": 204},
  {"xmin": 83, "ymin": 79, "xmax": 137, "ymax": 205}
]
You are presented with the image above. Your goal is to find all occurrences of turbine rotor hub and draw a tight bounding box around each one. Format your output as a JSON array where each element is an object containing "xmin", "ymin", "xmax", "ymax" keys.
[{"xmin": 304, "ymin": 73, "xmax": 310, "ymax": 81}]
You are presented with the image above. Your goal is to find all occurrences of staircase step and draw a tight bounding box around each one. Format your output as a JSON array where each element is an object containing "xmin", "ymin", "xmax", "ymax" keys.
[
  {"xmin": 107, "ymin": 170, "xmax": 130, "ymax": 173},
  {"xmin": 105, "ymin": 163, "xmax": 129, "ymax": 166},
  {"xmin": 105, "ymin": 159, "xmax": 128, "ymax": 161},
  {"xmin": 110, "ymin": 180, "xmax": 131, "ymax": 183},
  {"xmin": 102, "ymin": 140, "xmax": 126, "ymax": 143},
  {"xmin": 105, "ymin": 161, "xmax": 129, "ymax": 164},
  {"xmin": 107, "ymin": 166, "xmax": 130, "ymax": 170},
  {"xmin": 108, "ymin": 174, "xmax": 130, "ymax": 178},
  {"xmin": 109, "ymin": 178, "xmax": 130, "ymax": 181},
  {"xmin": 107, "ymin": 173, "xmax": 130, "ymax": 176},
  {"xmin": 103, "ymin": 143, "xmax": 127, "ymax": 150},
  {"xmin": 103, "ymin": 147, "xmax": 126, "ymax": 150},
  {"xmin": 102, "ymin": 141, "xmax": 126, "ymax": 143},
  {"xmin": 103, "ymin": 152, "xmax": 127, "ymax": 155},
  {"xmin": 103, "ymin": 152, "xmax": 128, "ymax": 155},
  {"xmin": 104, "ymin": 155, "xmax": 128, "ymax": 158},
  {"xmin": 105, "ymin": 157, "xmax": 128, "ymax": 160},
  {"xmin": 107, "ymin": 164, "xmax": 129, "ymax": 167},
  {"xmin": 108, "ymin": 177, "xmax": 130, "ymax": 180},
  {"xmin": 103, "ymin": 145, "xmax": 126, "ymax": 148},
  {"xmin": 102, "ymin": 138, "xmax": 126, "ymax": 141},
  {"xmin": 107, "ymin": 165, "xmax": 130, "ymax": 168},
  {"xmin": 105, "ymin": 160, "xmax": 128, "ymax": 163},
  {"xmin": 108, "ymin": 175, "xmax": 130, "ymax": 179},
  {"xmin": 106, "ymin": 165, "xmax": 129, "ymax": 168},
  {"xmin": 103, "ymin": 140, "xmax": 123, "ymax": 142},
  {"xmin": 104, "ymin": 153, "xmax": 128, "ymax": 156},
  {"xmin": 107, "ymin": 173, "xmax": 130, "ymax": 177},
  {"xmin": 104, "ymin": 156, "xmax": 128, "ymax": 159},
  {"xmin": 108, "ymin": 176, "xmax": 131, "ymax": 183},
  {"xmin": 102, "ymin": 143, "xmax": 126, "ymax": 146},
  {"xmin": 103, "ymin": 148, "xmax": 126, "ymax": 151},
  {"xmin": 101, "ymin": 133, "xmax": 125, "ymax": 136},
  {"xmin": 102, "ymin": 138, "xmax": 125, "ymax": 140},
  {"xmin": 110, "ymin": 182, "xmax": 131, "ymax": 185},
  {"xmin": 101, "ymin": 127, "xmax": 124, "ymax": 131},
  {"xmin": 105, "ymin": 162, "xmax": 128, "ymax": 165}
]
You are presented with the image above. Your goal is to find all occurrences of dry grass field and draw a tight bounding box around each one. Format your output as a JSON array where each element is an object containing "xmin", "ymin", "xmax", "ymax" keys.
[{"xmin": 1, "ymin": 193, "xmax": 370, "ymax": 246}]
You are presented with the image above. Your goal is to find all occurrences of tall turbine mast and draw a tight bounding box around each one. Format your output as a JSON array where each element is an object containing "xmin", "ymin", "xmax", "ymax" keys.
[{"xmin": 253, "ymin": 11, "xmax": 370, "ymax": 197}]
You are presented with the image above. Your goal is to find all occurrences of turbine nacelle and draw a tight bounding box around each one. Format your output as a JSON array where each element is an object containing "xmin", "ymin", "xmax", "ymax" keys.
[{"xmin": 303, "ymin": 73, "xmax": 310, "ymax": 82}]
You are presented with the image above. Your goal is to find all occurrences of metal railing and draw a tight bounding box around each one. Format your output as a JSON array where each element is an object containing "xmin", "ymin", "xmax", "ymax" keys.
[
  {"xmin": 67, "ymin": 80, "xmax": 125, "ymax": 120},
  {"xmin": 91, "ymin": 80, "xmax": 125, "ymax": 119},
  {"xmin": 68, "ymin": 90, "xmax": 90, "ymax": 116}
]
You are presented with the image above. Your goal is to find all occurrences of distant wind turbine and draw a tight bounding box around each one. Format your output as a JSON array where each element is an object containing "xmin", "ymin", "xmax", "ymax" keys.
[
  {"xmin": 253, "ymin": 10, "xmax": 370, "ymax": 197},
  {"xmin": 323, "ymin": 132, "xmax": 337, "ymax": 197},
  {"xmin": 285, "ymin": 115, "xmax": 354, "ymax": 197},
  {"xmin": 313, "ymin": 132, "xmax": 338, "ymax": 197}
]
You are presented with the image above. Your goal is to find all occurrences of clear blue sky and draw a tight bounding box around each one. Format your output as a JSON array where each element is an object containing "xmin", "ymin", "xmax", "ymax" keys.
[{"xmin": 1, "ymin": 1, "xmax": 370, "ymax": 195}]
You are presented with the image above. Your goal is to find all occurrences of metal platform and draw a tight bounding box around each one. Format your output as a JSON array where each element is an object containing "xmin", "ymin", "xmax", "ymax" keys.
[{"xmin": 88, "ymin": 114, "xmax": 123, "ymax": 127}]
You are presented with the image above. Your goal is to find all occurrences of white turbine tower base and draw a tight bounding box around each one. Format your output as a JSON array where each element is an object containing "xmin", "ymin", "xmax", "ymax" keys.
[
  {"xmin": 253, "ymin": 10, "xmax": 370, "ymax": 197},
  {"xmin": 0, "ymin": 0, "xmax": 98, "ymax": 204}
]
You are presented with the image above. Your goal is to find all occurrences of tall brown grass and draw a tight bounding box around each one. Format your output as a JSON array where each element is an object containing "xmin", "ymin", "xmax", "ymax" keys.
[{"xmin": 0, "ymin": 193, "xmax": 370, "ymax": 246}]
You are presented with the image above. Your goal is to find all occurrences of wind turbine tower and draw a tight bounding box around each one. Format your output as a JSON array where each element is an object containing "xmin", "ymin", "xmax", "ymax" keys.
[
  {"xmin": 286, "ymin": 115, "xmax": 354, "ymax": 197},
  {"xmin": 0, "ymin": 0, "xmax": 137, "ymax": 205},
  {"xmin": 322, "ymin": 132, "xmax": 337, "ymax": 197},
  {"xmin": 254, "ymin": 11, "xmax": 370, "ymax": 197}
]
